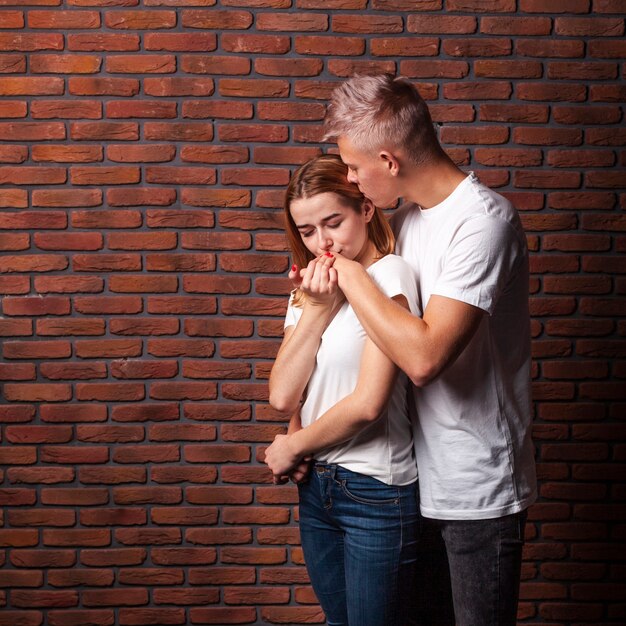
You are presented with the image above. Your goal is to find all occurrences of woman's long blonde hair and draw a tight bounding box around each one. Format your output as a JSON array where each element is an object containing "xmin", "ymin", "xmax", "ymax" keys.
[{"xmin": 284, "ymin": 154, "xmax": 395, "ymax": 306}]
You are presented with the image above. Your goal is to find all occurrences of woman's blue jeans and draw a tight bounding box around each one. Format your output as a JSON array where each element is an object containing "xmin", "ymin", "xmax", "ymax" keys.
[{"xmin": 297, "ymin": 463, "xmax": 419, "ymax": 626}]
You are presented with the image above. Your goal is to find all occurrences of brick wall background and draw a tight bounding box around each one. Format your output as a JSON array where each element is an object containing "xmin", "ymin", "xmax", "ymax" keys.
[{"xmin": 0, "ymin": 1, "xmax": 624, "ymax": 625}]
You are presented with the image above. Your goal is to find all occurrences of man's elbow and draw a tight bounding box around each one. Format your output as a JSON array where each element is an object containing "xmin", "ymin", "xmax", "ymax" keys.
[
  {"xmin": 269, "ymin": 391, "xmax": 299, "ymax": 415},
  {"xmin": 407, "ymin": 360, "xmax": 441, "ymax": 388}
]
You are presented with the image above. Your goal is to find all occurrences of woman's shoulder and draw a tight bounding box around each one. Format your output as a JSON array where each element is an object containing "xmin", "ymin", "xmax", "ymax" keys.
[{"xmin": 368, "ymin": 253, "xmax": 415, "ymax": 278}]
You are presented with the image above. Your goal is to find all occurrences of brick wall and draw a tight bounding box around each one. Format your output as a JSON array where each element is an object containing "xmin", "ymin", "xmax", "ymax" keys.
[{"xmin": 0, "ymin": 1, "xmax": 624, "ymax": 625}]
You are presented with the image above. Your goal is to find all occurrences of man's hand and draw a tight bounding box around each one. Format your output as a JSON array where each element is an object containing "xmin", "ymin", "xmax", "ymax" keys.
[
  {"xmin": 325, "ymin": 252, "xmax": 360, "ymax": 293},
  {"xmin": 265, "ymin": 433, "xmax": 302, "ymax": 478}
]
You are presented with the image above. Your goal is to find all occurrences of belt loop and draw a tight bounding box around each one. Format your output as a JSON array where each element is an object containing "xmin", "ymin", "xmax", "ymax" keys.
[{"xmin": 328, "ymin": 464, "xmax": 337, "ymax": 482}]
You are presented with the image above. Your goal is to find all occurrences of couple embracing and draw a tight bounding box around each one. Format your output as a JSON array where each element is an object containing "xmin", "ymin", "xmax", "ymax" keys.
[{"xmin": 264, "ymin": 74, "xmax": 536, "ymax": 626}]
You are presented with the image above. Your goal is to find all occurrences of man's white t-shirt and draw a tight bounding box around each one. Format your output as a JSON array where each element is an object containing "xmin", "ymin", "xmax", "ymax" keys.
[
  {"xmin": 284, "ymin": 254, "xmax": 420, "ymax": 486},
  {"xmin": 392, "ymin": 172, "xmax": 537, "ymax": 520}
]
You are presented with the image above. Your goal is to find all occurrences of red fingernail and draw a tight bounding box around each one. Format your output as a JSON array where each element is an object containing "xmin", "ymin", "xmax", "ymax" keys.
[
  {"xmin": 291, "ymin": 264, "xmax": 297, "ymax": 272},
  {"xmin": 325, "ymin": 252, "xmax": 333, "ymax": 257}
]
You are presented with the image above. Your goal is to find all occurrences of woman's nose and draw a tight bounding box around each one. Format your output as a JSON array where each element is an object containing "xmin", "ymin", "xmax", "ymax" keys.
[{"xmin": 319, "ymin": 235, "xmax": 332, "ymax": 251}]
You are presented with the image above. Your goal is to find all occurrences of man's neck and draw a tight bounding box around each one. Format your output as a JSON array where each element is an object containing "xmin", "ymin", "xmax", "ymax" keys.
[{"xmin": 400, "ymin": 156, "xmax": 468, "ymax": 210}]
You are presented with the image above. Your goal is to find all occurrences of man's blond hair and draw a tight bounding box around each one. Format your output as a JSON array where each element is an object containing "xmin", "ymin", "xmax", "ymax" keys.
[{"xmin": 323, "ymin": 74, "xmax": 442, "ymax": 165}]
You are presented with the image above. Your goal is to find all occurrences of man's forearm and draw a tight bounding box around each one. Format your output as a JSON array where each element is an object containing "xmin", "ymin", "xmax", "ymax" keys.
[
  {"xmin": 337, "ymin": 259, "xmax": 485, "ymax": 387},
  {"xmin": 336, "ymin": 260, "xmax": 433, "ymax": 383}
]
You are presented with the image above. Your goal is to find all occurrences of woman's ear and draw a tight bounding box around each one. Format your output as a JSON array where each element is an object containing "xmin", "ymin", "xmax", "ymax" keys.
[{"xmin": 362, "ymin": 198, "xmax": 375, "ymax": 223}]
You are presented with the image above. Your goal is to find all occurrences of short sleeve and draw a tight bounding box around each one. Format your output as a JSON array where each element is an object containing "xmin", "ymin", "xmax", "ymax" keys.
[
  {"xmin": 368, "ymin": 255, "xmax": 421, "ymax": 316},
  {"xmin": 433, "ymin": 216, "xmax": 525, "ymax": 315},
  {"xmin": 284, "ymin": 295, "xmax": 302, "ymax": 330}
]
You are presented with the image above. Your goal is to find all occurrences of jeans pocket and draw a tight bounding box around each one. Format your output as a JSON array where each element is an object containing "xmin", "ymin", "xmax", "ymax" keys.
[{"xmin": 339, "ymin": 478, "xmax": 399, "ymax": 506}]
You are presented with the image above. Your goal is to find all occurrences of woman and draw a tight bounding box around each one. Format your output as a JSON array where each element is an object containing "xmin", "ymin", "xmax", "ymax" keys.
[{"xmin": 265, "ymin": 154, "xmax": 420, "ymax": 626}]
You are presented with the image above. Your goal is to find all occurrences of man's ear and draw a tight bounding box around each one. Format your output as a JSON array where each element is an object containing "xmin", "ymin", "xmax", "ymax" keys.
[{"xmin": 379, "ymin": 150, "xmax": 400, "ymax": 177}]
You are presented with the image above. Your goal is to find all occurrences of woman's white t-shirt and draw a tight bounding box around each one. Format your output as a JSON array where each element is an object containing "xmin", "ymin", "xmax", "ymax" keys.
[{"xmin": 284, "ymin": 254, "xmax": 420, "ymax": 486}]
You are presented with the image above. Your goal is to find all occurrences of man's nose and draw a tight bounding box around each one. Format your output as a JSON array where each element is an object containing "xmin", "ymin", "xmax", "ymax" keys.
[{"xmin": 347, "ymin": 170, "xmax": 358, "ymax": 184}]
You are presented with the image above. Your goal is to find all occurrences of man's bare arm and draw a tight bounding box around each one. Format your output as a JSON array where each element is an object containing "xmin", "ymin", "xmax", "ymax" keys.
[{"xmin": 333, "ymin": 256, "xmax": 485, "ymax": 386}]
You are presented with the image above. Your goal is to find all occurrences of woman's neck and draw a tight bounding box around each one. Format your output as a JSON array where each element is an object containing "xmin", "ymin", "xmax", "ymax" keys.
[{"xmin": 354, "ymin": 239, "xmax": 380, "ymax": 268}]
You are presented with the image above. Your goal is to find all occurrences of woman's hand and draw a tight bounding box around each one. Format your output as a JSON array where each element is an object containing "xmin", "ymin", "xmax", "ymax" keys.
[
  {"xmin": 264, "ymin": 433, "xmax": 302, "ymax": 479},
  {"xmin": 291, "ymin": 254, "xmax": 340, "ymax": 308},
  {"xmin": 322, "ymin": 252, "xmax": 357, "ymax": 293},
  {"xmin": 272, "ymin": 457, "xmax": 312, "ymax": 485}
]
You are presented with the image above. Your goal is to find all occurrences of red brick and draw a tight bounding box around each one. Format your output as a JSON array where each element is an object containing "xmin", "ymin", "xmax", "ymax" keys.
[
  {"xmin": 151, "ymin": 466, "xmax": 217, "ymax": 484},
  {"xmin": 153, "ymin": 588, "xmax": 219, "ymax": 606},
  {"xmin": 443, "ymin": 37, "xmax": 511, "ymax": 57},
  {"xmin": 519, "ymin": 0, "xmax": 590, "ymax": 13},
  {"xmin": 2, "ymin": 296, "xmax": 70, "ymax": 316},
  {"xmin": 255, "ymin": 58, "xmax": 323, "ymax": 77},
  {"xmin": 328, "ymin": 59, "xmax": 396, "ymax": 77},
  {"xmin": 440, "ymin": 126, "xmax": 509, "ymax": 145},
  {"xmin": 261, "ymin": 606, "xmax": 325, "ymax": 624},
  {"xmin": 112, "ymin": 403, "xmax": 180, "ymax": 423},
  {"xmin": 106, "ymin": 101, "xmax": 176, "ymax": 119},
  {"xmin": 70, "ymin": 166, "xmax": 140, "ymax": 185},
  {"xmin": 589, "ymin": 39, "xmax": 626, "ymax": 58},
  {"xmin": 4, "ymin": 384, "xmax": 72, "ymax": 403},
  {"xmin": 107, "ymin": 144, "xmax": 175, "ymax": 163},
  {"xmin": 475, "ymin": 148, "xmax": 541, "ymax": 167},
  {"xmin": 0, "ymin": 77, "xmax": 64, "ymax": 96},
  {"xmin": 407, "ymin": 14, "xmax": 476, "ymax": 34},
  {"xmin": 0, "ymin": 33, "xmax": 63, "ymax": 52},
  {"xmin": 37, "ymin": 318, "xmax": 106, "ymax": 337},
  {"xmin": 110, "ymin": 360, "xmax": 178, "ymax": 380},
  {"xmin": 70, "ymin": 210, "xmax": 141, "ymax": 230},
  {"xmin": 0, "ymin": 54, "xmax": 26, "ymax": 74},
  {"xmin": 549, "ymin": 61, "xmax": 618, "ymax": 80},
  {"xmin": 150, "ymin": 382, "xmax": 217, "ymax": 401},
  {"xmin": 47, "ymin": 610, "xmax": 115, "ymax": 626},
  {"xmin": 11, "ymin": 589, "xmax": 79, "ymax": 608},
  {"xmin": 72, "ymin": 296, "xmax": 141, "ymax": 316},
  {"xmin": 0, "ymin": 276, "xmax": 30, "ymax": 295},
  {"xmin": 81, "ymin": 588, "xmax": 148, "ymax": 607},
  {"xmin": 371, "ymin": 37, "xmax": 438, "ymax": 57},
  {"xmin": 68, "ymin": 34, "xmax": 139, "ymax": 53},
  {"xmin": 71, "ymin": 122, "xmax": 139, "ymax": 141},
  {"xmin": 109, "ymin": 318, "xmax": 179, "ymax": 336},
  {"xmin": 31, "ymin": 54, "xmax": 102, "ymax": 74},
  {"xmin": 188, "ymin": 607, "xmax": 256, "ymax": 625},
  {"xmin": 108, "ymin": 275, "xmax": 178, "ymax": 293},
  {"xmin": 228, "ymin": 38, "xmax": 293, "ymax": 61},
  {"xmin": 145, "ymin": 33, "xmax": 216, "ymax": 51},
  {"xmin": 590, "ymin": 83, "xmax": 626, "ymax": 102},
  {"xmin": 475, "ymin": 60, "xmax": 542, "ymax": 79},
  {"xmin": 297, "ymin": 36, "xmax": 366, "ymax": 56},
  {"xmin": 182, "ymin": 360, "xmax": 251, "ymax": 380},
  {"xmin": 74, "ymin": 383, "xmax": 144, "ymax": 402},
  {"xmin": 34, "ymin": 233, "xmax": 102, "ymax": 251},
  {"xmin": 0, "ymin": 319, "xmax": 32, "ymax": 337},
  {"xmin": 518, "ymin": 82, "xmax": 587, "ymax": 102},
  {"xmin": 28, "ymin": 10, "xmax": 99, "ymax": 29},
  {"xmin": 105, "ymin": 10, "xmax": 176, "ymax": 30},
  {"xmin": 0, "ymin": 362, "xmax": 35, "ymax": 381},
  {"xmin": 0, "ymin": 144, "xmax": 28, "ymax": 163},
  {"xmin": 0, "ymin": 164, "xmax": 66, "ymax": 183},
  {"xmin": 188, "ymin": 566, "xmax": 254, "ymax": 586},
  {"xmin": 519, "ymin": 40, "xmax": 586, "ymax": 61},
  {"xmin": 69, "ymin": 77, "xmax": 139, "ymax": 97}
]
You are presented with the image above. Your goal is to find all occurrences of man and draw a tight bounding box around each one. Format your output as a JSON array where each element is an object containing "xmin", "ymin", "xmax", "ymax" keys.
[{"xmin": 315, "ymin": 74, "xmax": 537, "ymax": 625}]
